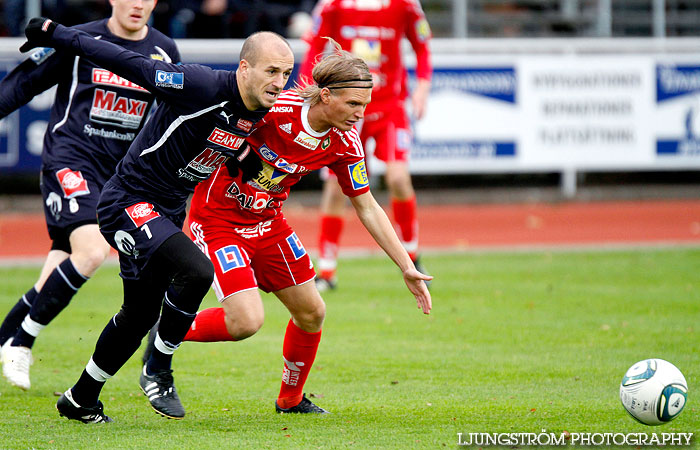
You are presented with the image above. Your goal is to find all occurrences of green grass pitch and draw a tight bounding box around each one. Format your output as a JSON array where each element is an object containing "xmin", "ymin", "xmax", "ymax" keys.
[{"xmin": 0, "ymin": 248, "xmax": 698, "ymax": 449}]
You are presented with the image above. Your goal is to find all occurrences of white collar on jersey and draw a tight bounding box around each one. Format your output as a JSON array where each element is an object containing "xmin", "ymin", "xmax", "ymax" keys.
[{"xmin": 301, "ymin": 100, "xmax": 332, "ymax": 138}]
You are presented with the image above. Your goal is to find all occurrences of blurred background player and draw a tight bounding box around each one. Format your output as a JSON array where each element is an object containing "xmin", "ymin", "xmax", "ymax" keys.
[
  {"xmin": 299, "ymin": 0, "xmax": 433, "ymax": 291},
  {"xmin": 149, "ymin": 41, "xmax": 432, "ymax": 415},
  {"xmin": 0, "ymin": 0, "xmax": 180, "ymax": 391},
  {"xmin": 16, "ymin": 20, "xmax": 294, "ymax": 422}
]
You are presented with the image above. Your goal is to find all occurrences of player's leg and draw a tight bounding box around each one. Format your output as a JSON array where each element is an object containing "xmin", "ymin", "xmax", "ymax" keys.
[
  {"xmin": 9, "ymin": 225, "xmax": 108, "ymax": 349},
  {"xmin": 3, "ymin": 170, "xmax": 110, "ymax": 389},
  {"xmin": 273, "ymin": 282, "xmax": 327, "ymax": 413},
  {"xmin": 58, "ymin": 260, "xmax": 168, "ymax": 423},
  {"xmin": 182, "ymin": 218, "xmax": 264, "ymax": 343},
  {"xmin": 140, "ymin": 232, "xmax": 214, "ymax": 418},
  {"xmin": 184, "ymin": 290, "xmax": 264, "ymax": 342},
  {"xmin": 253, "ymin": 229, "xmax": 327, "ymax": 413},
  {"xmin": 316, "ymin": 170, "xmax": 346, "ymax": 291},
  {"xmin": 0, "ymin": 249, "xmax": 67, "ymax": 349}
]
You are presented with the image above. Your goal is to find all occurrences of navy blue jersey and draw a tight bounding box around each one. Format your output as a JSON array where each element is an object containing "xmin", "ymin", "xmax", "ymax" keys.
[
  {"xmin": 0, "ymin": 19, "xmax": 180, "ymax": 181},
  {"xmin": 50, "ymin": 24, "xmax": 269, "ymax": 212}
]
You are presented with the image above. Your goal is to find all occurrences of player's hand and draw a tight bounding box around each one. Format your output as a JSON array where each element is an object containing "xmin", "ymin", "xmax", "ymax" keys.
[
  {"xmin": 225, "ymin": 145, "xmax": 262, "ymax": 182},
  {"xmin": 403, "ymin": 267, "xmax": 432, "ymax": 314},
  {"xmin": 19, "ymin": 17, "xmax": 58, "ymax": 53},
  {"xmin": 411, "ymin": 79, "xmax": 430, "ymax": 120}
]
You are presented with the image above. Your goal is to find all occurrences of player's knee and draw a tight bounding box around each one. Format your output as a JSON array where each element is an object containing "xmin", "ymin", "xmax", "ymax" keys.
[
  {"xmin": 187, "ymin": 255, "xmax": 215, "ymax": 288},
  {"xmin": 295, "ymin": 300, "xmax": 326, "ymax": 331},
  {"xmin": 225, "ymin": 308, "xmax": 264, "ymax": 340},
  {"xmin": 114, "ymin": 305, "xmax": 159, "ymax": 336},
  {"xmin": 74, "ymin": 245, "xmax": 110, "ymax": 274}
]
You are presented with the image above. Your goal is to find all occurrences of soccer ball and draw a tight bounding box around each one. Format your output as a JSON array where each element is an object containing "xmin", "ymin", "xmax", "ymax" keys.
[{"xmin": 619, "ymin": 359, "xmax": 688, "ymax": 425}]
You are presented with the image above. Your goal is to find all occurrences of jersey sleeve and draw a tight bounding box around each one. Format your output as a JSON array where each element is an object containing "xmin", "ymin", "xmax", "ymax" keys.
[
  {"xmin": 50, "ymin": 25, "xmax": 224, "ymax": 109},
  {"xmin": 328, "ymin": 130, "xmax": 371, "ymax": 198},
  {"xmin": 403, "ymin": 0, "xmax": 433, "ymax": 82},
  {"xmin": 0, "ymin": 47, "xmax": 68, "ymax": 119}
]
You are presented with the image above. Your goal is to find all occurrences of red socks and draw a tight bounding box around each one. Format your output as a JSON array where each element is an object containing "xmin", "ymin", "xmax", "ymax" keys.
[
  {"xmin": 276, "ymin": 319, "xmax": 322, "ymax": 409},
  {"xmin": 317, "ymin": 215, "xmax": 344, "ymax": 278},
  {"xmin": 182, "ymin": 308, "xmax": 235, "ymax": 342},
  {"xmin": 391, "ymin": 196, "xmax": 418, "ymax": 261}
]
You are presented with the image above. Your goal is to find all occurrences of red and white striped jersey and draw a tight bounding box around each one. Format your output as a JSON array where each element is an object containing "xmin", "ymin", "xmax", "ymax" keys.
[{"xmin": 190, "ymin": 91, "xmax": 370, "ymax": 227}]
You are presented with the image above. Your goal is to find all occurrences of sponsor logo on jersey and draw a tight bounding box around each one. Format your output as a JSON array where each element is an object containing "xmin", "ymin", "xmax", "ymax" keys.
[
  {"xmin": 348, "ymin": 160, "xmax": 369, "ymax": 190},
  {"xmin": 271, "ymin": 106, "xmax": 294, "ymax": 113},
  {"xmin": 55, "ymin": 168, "xmax": 90, "ymax": 199},
  {"xmin": 294, "ymin": 131, "xmax": 321, "ymax": 150},
  {"xmin": 90, "ymin": 89, "xmax": 148, "ymax": 129},
  {"xmin": 234, "ymin": 220, "xmax": 273, "ymax": 239},
  {"xmin": 178, "ymin": 148, "xmax": 227, "ymax": 182},
  {"xmin": 250, "ymin": 162, "xmax": 288, "ymax": 192},
  {"xmin": 92, "ymin": 68, "xmax": 147, "ymax": 92},
  {"xmin": 225, "ymin": 181, "xmax": 275, "ymax": 213},
  {"xmin": 279, "ymin": 123, "xmax": 293, "ymax": 134},
  {"xmin": 150, "ymin": 54, "xmax": 164, "ymax": 61},
  {"xmin": 29, "ymin": 47, "xmax": 55, "ymax": 65},
  {"xmin": 155, "ymin": 70, "xmax": 184, "ymax": 89},
  {"xmin": 351, "ymin": 39, "xmax": 381, "ymax": 68},
  {"xmin": 125, "ymin": 202, "xmax": 160, "ymax": 227},
  {"xmin": 274, "ymin": 158, "xmax": 299, "ymax": 174},
  {"xmin": 207, "ymin": 128, "xmax": 246, "ymax": 151},
  {"xmin": 258, "ymin": 144, "xmax": 278, "ymax": 161},
  {"xmin": 237, "ymin": 118, "xmax": 253, "ymax": 133}
]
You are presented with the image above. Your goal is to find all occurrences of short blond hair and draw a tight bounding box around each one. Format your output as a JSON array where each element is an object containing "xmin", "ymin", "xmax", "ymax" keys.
[{"xmin": 296, "ymin": 38, "xmax": 373, "ymax": 105}]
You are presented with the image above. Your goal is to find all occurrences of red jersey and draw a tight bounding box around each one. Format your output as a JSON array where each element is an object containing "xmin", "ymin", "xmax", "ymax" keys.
[
  {"xmin": 300, "ymin": 0, "xmax": 432, "ymax": 109},
  {"xmin": 190, "ymin": 91, "xmax": 370, "ymax": 228}
]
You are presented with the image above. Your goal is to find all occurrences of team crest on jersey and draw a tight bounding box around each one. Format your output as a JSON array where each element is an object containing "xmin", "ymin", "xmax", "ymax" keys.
[
  {"xmin": 125, "ymin": 202, "xmax": 160, "ymax": 227},
  {"xmin": 155, "ymin": 70, "xmax": 184, "ymax": 89},
  {"xmin": 415, "ymin": 18, "xmax": 431, "ymax": 41},
  {"xmin": 294, "ymin": 131, "xmax": 321, "ymax": 150},
  {"xmin": 207, "ymin": 128, "xmax": 246, "ymax": 151},
  {"xmin": 237, "ymin": 119, "xmax": 253, "ymax": 133},
  {"xmin": 348, "ymin": 160, "xmax": 369, "ymax": 190},
  {"xmin": 92, "ymin": 69, "xmax": 147, "ymax": 92},
  {"xmin": 321, "ymin": 136, "xmax": 331, "ymax": 150},
  {"xmin": 56, "ymin": 168, "xmax": 90, "ymax": 199},
  {"xmin": 90, "ymin": 89, "xmax": 148, "ymax": 129},
  {"xmin": 279, "ymin": 123, "xmax": 293, "ymax": 134},
  {"xmin": 150, "ymin": 54, "xmax": 164, "ymax": 61},
  {"xmin": 178, "ymin": 148, "xmax": 228, "ymax": 182}
]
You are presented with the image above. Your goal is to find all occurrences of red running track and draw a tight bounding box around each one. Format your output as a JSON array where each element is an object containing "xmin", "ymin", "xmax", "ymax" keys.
[{"xmin": 1, "ymin": 199, "xmax": 699, "ymax": 259}]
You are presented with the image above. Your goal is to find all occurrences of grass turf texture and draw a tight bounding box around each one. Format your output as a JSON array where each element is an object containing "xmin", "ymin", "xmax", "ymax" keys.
[{"xmin": 0, "ymin": 248, "xmax": 697, "ymax": 449}]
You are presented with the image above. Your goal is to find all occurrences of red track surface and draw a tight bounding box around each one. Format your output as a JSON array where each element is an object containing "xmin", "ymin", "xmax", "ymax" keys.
[{"xmin": 1, "ymin": 199, "xmax": 699, "ymax": 259}]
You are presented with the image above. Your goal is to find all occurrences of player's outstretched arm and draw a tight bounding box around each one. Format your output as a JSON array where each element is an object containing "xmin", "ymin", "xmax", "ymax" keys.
[
  {"xmin": 19, "ymin": 17, "xmax": 218, "ymax": 107},
  {"xmin": 349, "ymin": 191, "xmax": 432, "ymax": 314}
]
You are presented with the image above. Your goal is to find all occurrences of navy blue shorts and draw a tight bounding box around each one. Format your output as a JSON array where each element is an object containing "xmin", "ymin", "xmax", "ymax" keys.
[
  {"xmin": 40, "ymin": 167, "xmax": 106, "ymax": 252},
  {"xmin": 97, "ymin": 180, "xmax": 187, "ymax": 280}
]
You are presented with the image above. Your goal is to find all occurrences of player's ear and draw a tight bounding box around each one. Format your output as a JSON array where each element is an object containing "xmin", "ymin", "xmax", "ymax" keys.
[
  {"xmin": 320, "ymin": 87, "xmax": 332, "ymax": 104},
  {"xmin": 238, "ymin": 59, "xmax": 250, "ymax": 78}
]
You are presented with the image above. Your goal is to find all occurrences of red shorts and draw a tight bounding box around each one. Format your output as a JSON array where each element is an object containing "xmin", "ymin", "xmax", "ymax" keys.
[
  {"xmin": 189, "ymin": 216, "xmax": 316, "ymax": 300},
  {"xmin": 360, "ymin": 100, "xmax": 412, "ymax": 163}
]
